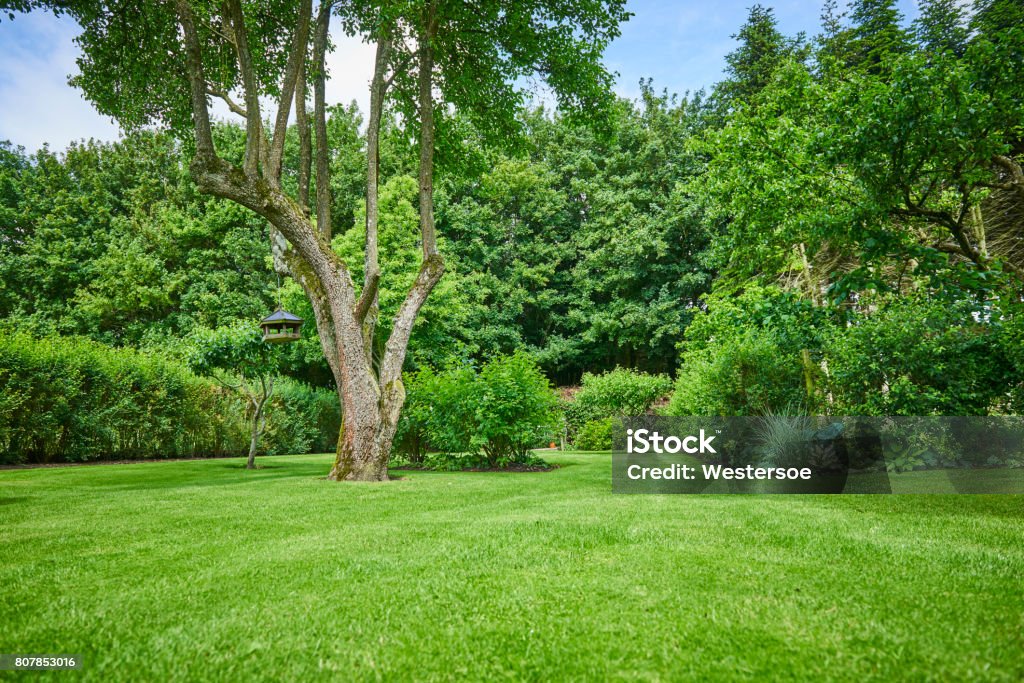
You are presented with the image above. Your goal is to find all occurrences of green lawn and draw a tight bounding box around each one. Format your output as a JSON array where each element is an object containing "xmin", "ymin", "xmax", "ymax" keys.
[{"xmin": 1, "ymin": 453, "xmax": 1022, "ymax": 682}]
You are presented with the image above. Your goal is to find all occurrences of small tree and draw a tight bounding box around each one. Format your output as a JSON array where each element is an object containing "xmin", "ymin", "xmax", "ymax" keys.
[{"xmin": 190, "ymin": 323, "xmax": 283, "ymax": 469}]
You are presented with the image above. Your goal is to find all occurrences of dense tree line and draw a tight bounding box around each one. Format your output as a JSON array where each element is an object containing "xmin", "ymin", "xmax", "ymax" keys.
[
  {"xmin": 0, "ymin": 89, "xmax": 714, "ymax": 382},
  {"xmin": 2, "ymin": 0, "xmax": 1023, "ymax": 422}
]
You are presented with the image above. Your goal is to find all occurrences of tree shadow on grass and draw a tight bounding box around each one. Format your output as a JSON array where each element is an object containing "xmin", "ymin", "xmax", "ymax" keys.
[{"xmin": 58, "ymin": 456, "xmax": 332, "ymax": 493}]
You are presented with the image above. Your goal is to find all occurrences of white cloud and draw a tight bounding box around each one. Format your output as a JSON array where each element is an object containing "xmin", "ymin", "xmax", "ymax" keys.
[
  {"xmin": 323, "ymin": 31, "xmax": 375, "ymax": 118},
  {"xmin": 0, "ymin": 13, "xmax": 120, "ymax": 151}
]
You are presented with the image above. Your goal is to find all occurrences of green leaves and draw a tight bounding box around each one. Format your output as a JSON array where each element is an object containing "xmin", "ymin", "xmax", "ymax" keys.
[
  {"xmin": 188, "ymin": 321, "xmax": 283, "ymax": 382},
  {"xmin": 574, "ymin": 367, "xmax": 672, "ymax": 418},
  {"xmin": 0, "ymin": 329, "xmax": 248, "ymax": 463},
  {"xmin": 824, "ymin": 294, "xmax": 1015, "ymax": 415},
  {"xmin": 698, "ymin": 17, "xmax": 1024, "ymax": 297},
  {"xmin": 0, "ymin": 131, "xmax": 276, "ymax": 346},
  {"xmin": 395, "ymin": 352, "xmax": 559, "ymax": 467},
  {"xmin": 332, "ymin": 174, "xmax": 477, "ymax": 369}
]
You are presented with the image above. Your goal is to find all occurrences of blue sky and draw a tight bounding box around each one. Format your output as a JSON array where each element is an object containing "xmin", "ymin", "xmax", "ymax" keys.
[
  {"xmin": 607, "ymin": 0, "xmax": 919, "ymax": 99},
  {"xmin": 0, "ymin": 0, "xmax": 921, "ymax": 151}
]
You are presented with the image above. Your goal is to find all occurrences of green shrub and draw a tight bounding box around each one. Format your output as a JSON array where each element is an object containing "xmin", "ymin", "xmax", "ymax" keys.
[
  {"xmin": 390, "ymin": 448, "xmax": 549, "ymax": 472},
  {"xmin": 576, "ymin": 367, "xmax": 672, "ymax": 416},
  {"xmin": 824, "ymin": 296, "xmax": 1013, "ymax": 416},
  {"xmin": 0, "ymin": 332, "xmax": 248, "ymax": 463},
  {"xmin": 263, "ymin": 379, "xmax": 341, "ymax": 455},
  {"xmin": 665, "ymin": 329, "xmax": 807, "ymax": 416},
  {"xmin": 573, "ymin": 418, "xmax": 614, "ymax": 451},
  {"xmin": 392, "ymin": 366, "xmax": 450, "ymax": 463},
  {"xmin": 565, "ymin": 368, "xmax": 672, "ymax": 445},
  {"xmin": 0, "ymin": 332, "xmax": 340, "ymax": 464},
  {"xmin": 475, "ymin": 352, "xmax": 561, "ymax": 464},
  {"xmin": 665, "ymin": 286, "xmax": 822, "ymax": 416},
  {"xmin": 393, "ymin": 352, "xmax": 560, "ymax": 468}
]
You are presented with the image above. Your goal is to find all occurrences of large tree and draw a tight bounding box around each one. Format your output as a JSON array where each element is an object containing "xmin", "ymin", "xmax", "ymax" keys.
[{"xmin": 7, "ymin": 0, "xmax": 628, "ymax": 480}]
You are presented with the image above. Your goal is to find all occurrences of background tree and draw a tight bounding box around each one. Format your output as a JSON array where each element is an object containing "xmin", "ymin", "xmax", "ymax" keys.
[
  {"xmin": 970, "ymin": 0, "xmax": 1024, "ymax": 41},
  {"xmin": 715, "ymin": 5, "xmax": 807, "ymax": 109},
  {"xmin": 0, "ymin": 132, "xmax": 276, "ymax": 346},
  {"xmin": 913, "ymin": 0, "xmax": 968, "ymax": 57},
  {"xmin": 846, "ymin": 0, "xmax": 910, "ymax": 74}
]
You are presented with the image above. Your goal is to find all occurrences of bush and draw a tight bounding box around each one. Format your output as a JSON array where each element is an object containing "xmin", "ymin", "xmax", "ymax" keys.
[
  {"xmin": 1001, "ymin": 300, "xmax": 1024, "ymax": 413},
  {"xmin": 665, "ymin": 286, "xmax": 823, "ymax": 416},
  {"xmin": 573, "ymin": 418, "xmax": 614, "ymax": 451},
  {"xmin": 665, "ymin": 329, "xmax": 807, "ymax": 417},
  {"xmin": 0, "ymin": 332, "xmax": 341, "ymax": 464},
  {"xmin": 824, "ymin": 296, "xmax": 1014, "ymax": 416},
  {"xmin": 262, "ymin": 379, "xmax": 341, "ymax": 455},
  {"xmin": 475, "ymin": 352, "xmax": 561, "ymax": 463},
  {"xmin": 390, "ymin": 448, "xmax": 550, "ymax": 472},
  {"xmin": 565, "ymin": 368, "xmax": 672, "ymax": 445},
  {"xmin": 575, "ymin": 367, "xmax": 673, "ymax": 416},
  {"xmin": 393, "ymin": 352, "xmax": 560, "ymax": 468},
  {"xmin": 392, "ymin": 365, "xmax": 464, "ymax": 463},
  {"xmin": 0, "ymin": 332, "xmax": 248, "ymax": 463}
]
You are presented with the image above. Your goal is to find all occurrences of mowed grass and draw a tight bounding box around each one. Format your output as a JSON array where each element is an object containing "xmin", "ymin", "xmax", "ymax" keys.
[{"xmin": 1, "ymin": 453, "xmax": 1022, "ymax": 682}]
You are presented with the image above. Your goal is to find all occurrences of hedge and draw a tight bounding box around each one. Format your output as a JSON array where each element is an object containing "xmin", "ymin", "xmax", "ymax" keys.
[{"xmin": 0, "ymin": 333, "xmax": 338, "ymax": 464}]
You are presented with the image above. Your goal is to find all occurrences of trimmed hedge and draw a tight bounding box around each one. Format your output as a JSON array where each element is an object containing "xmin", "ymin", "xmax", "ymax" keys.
[
  {"xmin": 263, "ymin": 379, "xmax": 341, "ymax": 456},
  {"xmin": 0, "ymin": 333, "xmax": 339, "ymax": 464}
]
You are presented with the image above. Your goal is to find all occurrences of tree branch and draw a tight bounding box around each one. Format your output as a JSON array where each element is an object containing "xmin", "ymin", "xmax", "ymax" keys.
[
  {"xmin": 224, "ymin": 0, "xmax": 263, "ymax": 175},
  {"xmin": 383, "ymin": 46, "xmax": 415, "ymax": 90},
  {"xmin": 361, "ymin": 34, "xmax": 392, "ymax": 355},
  {"xmin": 896, "ymin": 184, "xmax": 991, "ymax": 272},
  {"xmin": 207, "ymin": 85, "xmax": 247, "ymax": 117},
  {"xmin": 190, "ymin": 155, "xmax": 353, "ymax": 309},
  {"xmin": 993, "ymin": 154, "xmax": 1024, "ymax": 201},
  {"xmin": 266, "ymin": 0, "xmax": 312, "ymax": 185},
  {"xmin": 354, "ymin": 270, "xmax": 380, "ymax": 323},
  {"xmin": 269, "ymin": 225, "xmax": 344, "ymax": 385},
  {"xmin": 376, "ymin": 4, "xmax": 444, "ymax": 390},
  {"xmin": 312, "ymin": 1, "xmax": 333, "ymax": 239},
  {"xmin": 173, "ymin": 0, "xmax": 215, "ymax": 158},
  {"xmin": 211, "ymin": 372, "xmax": 243, "ymax": 391},
  {"xmin": 417, "ymin": 3, "xmax": 439, "ymax": 259},
  {"xmin": 379, "ymin": 254, "xmax": 444, "ymax": 389},
  {"xmin": 296, "ymin": 55, "xmax": 312, "ymax": 212}
]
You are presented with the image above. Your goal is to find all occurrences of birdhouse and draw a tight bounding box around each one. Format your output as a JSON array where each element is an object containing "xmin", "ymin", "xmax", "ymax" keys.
[{"xmin": 260, "ymin": 308, "xmax": 303, "ymax": 344}]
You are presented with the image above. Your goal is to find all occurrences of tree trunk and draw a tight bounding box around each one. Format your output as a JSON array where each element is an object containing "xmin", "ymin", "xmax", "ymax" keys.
[
  {"xmin": 247, "ymin": 410, "xmax": 260, "ymax": 469},
  {"xmin": 327, "ymin": 375, "xmax": 404, "ymax": 481},
  {"xmin": 247, "ymin": 395, "xmax": 268, "ymax": 470}
]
